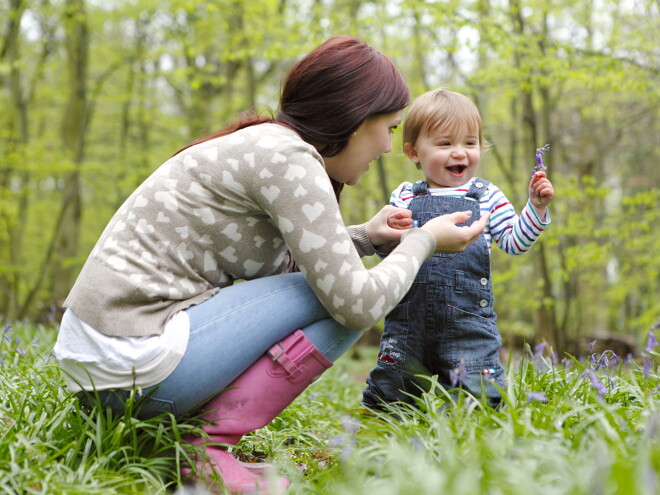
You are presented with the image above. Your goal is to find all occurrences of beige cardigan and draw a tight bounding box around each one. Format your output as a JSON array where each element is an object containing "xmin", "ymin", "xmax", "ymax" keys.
[{"xmin": 65, "ymin": 124, "xmax": 435, "ymax": 336}]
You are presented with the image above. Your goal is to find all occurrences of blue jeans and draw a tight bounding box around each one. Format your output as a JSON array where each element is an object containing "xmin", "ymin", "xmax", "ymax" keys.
[{"xmin": 88, "ymin": 273, "xmax": 361, "ymax": 418}]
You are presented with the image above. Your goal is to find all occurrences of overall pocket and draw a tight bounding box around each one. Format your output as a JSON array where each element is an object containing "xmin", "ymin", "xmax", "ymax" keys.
[{"xmin": 446, "ymin": 304, "xmax": 502, "ymax": 368}]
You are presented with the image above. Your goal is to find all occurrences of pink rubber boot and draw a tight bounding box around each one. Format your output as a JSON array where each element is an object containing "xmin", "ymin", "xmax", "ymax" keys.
[{"xmin": 182, "ymin": 329, "xmax": 333, "ymax": 494}]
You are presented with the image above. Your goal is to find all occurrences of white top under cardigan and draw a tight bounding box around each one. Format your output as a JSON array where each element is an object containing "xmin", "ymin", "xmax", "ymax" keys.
[{"xmin": 54, "ymin": 309, "xmax": 189, "ymax": 392}]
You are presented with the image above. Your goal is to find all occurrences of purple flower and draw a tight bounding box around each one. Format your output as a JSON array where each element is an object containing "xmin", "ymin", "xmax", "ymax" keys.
[
  {"xmin": 330, "ymin": 414, "xmax": 359, "ymax": 462},
  {"xmin": 3, "ymin": 324, "xmax": 11, "ymax": 344},
  {"xmin": 341, "ymin": 414, "xmax": 360, "ymax": 435},
  {"xmin": 644, "ymin": 357, "xmax": 653, "ymax": 379},
  {"xmin": 584, "ymin": 369, "xmax": 607, "ymax": 398},
  {"xmin": 652, "ymin": 317, "xmax": 660, "ymax": 330},
  {"xmin": 646, "ymin": 332, "xmax": 659, "ymax": 353},
  {"xmin": 533, "ymin": 342, "xmax": 547, "ymax": 357},
  {"xmin": 531, "ymin": 144, "xmax": 550, "ymax": 177},
  {"xmin": 450, "ymin": 361, "xmax": 467, "ymax": 388},
  {"xmin": 594, "ymin": 350, "xmax": 620, "ymax": 371},
  {"xmin": 526, "ymin": 391, "xmax": 548, "ymax": 403},
  {"xmin": 410, "ymin": 436, "xmax": 423, "ymax": 451}
]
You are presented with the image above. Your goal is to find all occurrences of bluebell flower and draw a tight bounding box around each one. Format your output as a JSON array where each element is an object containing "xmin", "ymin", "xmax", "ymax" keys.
[
  {"xmin": 646, "ymin": 332, "xmax": 658, "ymax": 353},
  {"xmin": 531, "ymin": 144, "xmax": 550, "ymax": 177},
  {"xmin": 644, "ymin": 357, "xmax": 653, "ymax": 379},
  {"xmin": 526, "ymin": 391, "xmax": 548, "ymax": 403},
  {"xmin": 594, "ymin": 350, "xmax": 620, "ymax": 371},
  {"xmin": 330, "ymin": 414, "xmax": 359, "ymax": 462},
  {"xmin": 584, "ymin": 369, "xmax": 607, "ymax": 398},
  {"xmin": 450, "ymin": 361, "xmax": 467, "ymax": 388},
  {"xmin": 533, "ymin": 342, "xmax": 547, "ymax": 357},
  {"xmin": 410, "ymin": 436, "xmax": 424, "ymax": 451}
]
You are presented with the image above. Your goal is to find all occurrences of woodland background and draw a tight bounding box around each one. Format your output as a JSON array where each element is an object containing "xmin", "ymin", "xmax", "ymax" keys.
[{"xmin": 1, "ymin": 0, "xmax": 658, "ymax": 356}]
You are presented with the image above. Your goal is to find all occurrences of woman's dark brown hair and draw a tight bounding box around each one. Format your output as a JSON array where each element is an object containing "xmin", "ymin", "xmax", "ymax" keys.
[{"xmin": 177, "ymin": 36, "xmax": 410, "ymax": 199}]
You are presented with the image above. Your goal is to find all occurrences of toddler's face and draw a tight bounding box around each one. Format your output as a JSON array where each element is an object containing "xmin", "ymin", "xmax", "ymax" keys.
[{"xmin": 405, "ymin": 125, "xmax": 481, "ymax": 188}]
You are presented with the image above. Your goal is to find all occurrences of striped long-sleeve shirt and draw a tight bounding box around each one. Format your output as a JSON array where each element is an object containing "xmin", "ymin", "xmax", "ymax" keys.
[{"xmin": 390, "ymin": 178, "xmax": 551, "ymax": 254}]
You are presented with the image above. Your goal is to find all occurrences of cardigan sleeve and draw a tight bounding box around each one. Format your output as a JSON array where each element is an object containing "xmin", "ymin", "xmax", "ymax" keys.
[{"xmin": 244, "ymin": 128, "xmax": 435, "ymax": 330}]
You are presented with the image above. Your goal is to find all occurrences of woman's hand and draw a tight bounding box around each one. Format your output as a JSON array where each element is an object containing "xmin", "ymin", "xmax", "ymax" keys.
[
  {"xmin": 421, "ymin": 211, "xmax": 489, "ymax": 253},
  {"xmin": 365, "ymin": 206, "xmax": 413, "ymax": 247}
]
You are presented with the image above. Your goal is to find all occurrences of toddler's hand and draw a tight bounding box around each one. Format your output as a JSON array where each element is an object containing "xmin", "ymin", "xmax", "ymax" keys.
[
  {"xmin": 386, "ymin": 208, "xmax": 413, "ymax": 230},
  {"xmin": 365, "ymin": 206, "xmax": 413, "ymax": 248},
  {"xmin": 529, "ymin": 171, "xmax": 554, "ymax": 210}
]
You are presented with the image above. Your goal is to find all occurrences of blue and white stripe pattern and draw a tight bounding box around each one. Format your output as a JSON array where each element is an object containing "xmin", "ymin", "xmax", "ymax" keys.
[{"xmin": 390, "ymin": 178, "xmax": 551, "ymax": 254}]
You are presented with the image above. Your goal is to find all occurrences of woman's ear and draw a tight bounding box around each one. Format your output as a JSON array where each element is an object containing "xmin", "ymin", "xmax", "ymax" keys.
[{"xmin": 403, "ymin": 142, "xmax": 419, "ymax": 164}]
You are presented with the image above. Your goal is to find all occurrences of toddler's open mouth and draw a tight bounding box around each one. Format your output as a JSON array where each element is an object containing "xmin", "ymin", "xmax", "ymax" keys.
[{"xmin": 447, "ymin": 165, "xmax": 467, "ymax": 175}]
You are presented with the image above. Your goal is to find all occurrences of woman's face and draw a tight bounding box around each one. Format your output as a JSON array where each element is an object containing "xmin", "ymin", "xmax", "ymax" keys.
[{"xmin": 323, "ymin": 111, "xmax": 403, "ymax": 186}]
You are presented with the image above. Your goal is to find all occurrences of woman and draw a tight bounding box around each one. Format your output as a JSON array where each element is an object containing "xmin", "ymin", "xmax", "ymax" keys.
[{"xmin": 54, "ymin": 36, "xmax": 487, "ymax": 493}]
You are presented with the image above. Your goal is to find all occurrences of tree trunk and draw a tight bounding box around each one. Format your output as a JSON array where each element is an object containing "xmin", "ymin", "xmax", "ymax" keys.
[
  {"xmin": 0, "ymin": 0, "xmax": 28, "ymax": 319},
  {"xmin": 508, "ymin": 0, "xmax": 560, "ymax": 350},
  {"xmin": 50, "ymin": 0, "xmax": 89, "ymax": 307}
]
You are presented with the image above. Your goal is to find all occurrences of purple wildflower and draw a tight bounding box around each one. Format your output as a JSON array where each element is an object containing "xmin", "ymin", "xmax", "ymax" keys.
[
  {"xmin": 450, "ymin": 361, "xmax": 467, "ymax": 388},
  {"xmin": 588, "ymin": 340, "xmax": 597, "ymax": 353},
  {"xmin": 584, "ymin": 369, "xmax": 607, "ymax": 398},
  {"xmin": 646, "ymin": 332, "xmax": 658, "ymax": 353},
  {"xmin": 652, "ymin": 317, "xmax": 660, "ymax": 330},
  {"xmin": 594, "ymin": 350, "xmax": 620, "ymax": 371},
  {"xmin": 533, "ymin": 342, "xmax": 547, "ymax": 357},
  {"xmin": 526, "ymin": 391, "xmax": 548, "ymax": 403},
  {"xmin": 3, "ymin": 324, "xmax": 11, "ymax": 344},
  {"xmin": 410, "ymin": 436, "xmax": 424, "ymax": 451},
  {"xmin": 531, "ymin": 144, "xmax": 550, "ymax": 177},
  {"xmin": 644, "ymin": 357, "xmax": 653, "ymax": 379},
  {"xmin": 329, "ymin": 414, "xmax": 359, "ymax": 462},
  {"xmin": 341, "ymin": 414, "xmax": 360, "ymax": 435}
]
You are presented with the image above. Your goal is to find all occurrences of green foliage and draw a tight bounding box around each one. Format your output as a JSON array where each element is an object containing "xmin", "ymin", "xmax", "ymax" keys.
[
  {"xmin": 0, "ymin": 322, "xmax": 195, "ymax": 494},
  {"xmin": 3, "ymin": 323, "xmax": 660, "ymax": 493}
]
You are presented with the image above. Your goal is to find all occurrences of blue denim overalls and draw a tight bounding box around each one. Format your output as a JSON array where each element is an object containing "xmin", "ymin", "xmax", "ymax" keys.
[{"xmin": 363, "ymin": 179, "xmax": 505, "ymax": 410}]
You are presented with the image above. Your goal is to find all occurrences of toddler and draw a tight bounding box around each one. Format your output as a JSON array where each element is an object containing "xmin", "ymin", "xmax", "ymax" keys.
[{"xmin": 362, "ymin": 88, "xmax": 554, "ymax": 410}]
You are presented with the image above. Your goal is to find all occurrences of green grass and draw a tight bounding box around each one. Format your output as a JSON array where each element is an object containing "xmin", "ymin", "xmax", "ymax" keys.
[{"xmin": 1, "ymin": 320, "xmax": 660, "ymax": 494}]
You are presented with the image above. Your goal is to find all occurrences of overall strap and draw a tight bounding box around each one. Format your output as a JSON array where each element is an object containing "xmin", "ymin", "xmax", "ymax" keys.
[
  {"xmin": 412, "ymin": 180, "xmax": 429, "ymax": 196},
  {"xmin": 465, "ymin": 178, "xmax": 491, "ymax": 201}
]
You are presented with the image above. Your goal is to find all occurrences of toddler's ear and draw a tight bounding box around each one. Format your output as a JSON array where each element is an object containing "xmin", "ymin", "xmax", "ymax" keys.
[{"xmin": 403, "ymin": 142, "xmax": 419, "ymax": 163}]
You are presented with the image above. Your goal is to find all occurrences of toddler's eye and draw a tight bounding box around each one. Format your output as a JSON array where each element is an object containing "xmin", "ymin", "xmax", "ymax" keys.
[{"xmin": 389, "ymin": 125, "xmax": 398, "ymax": 134}]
